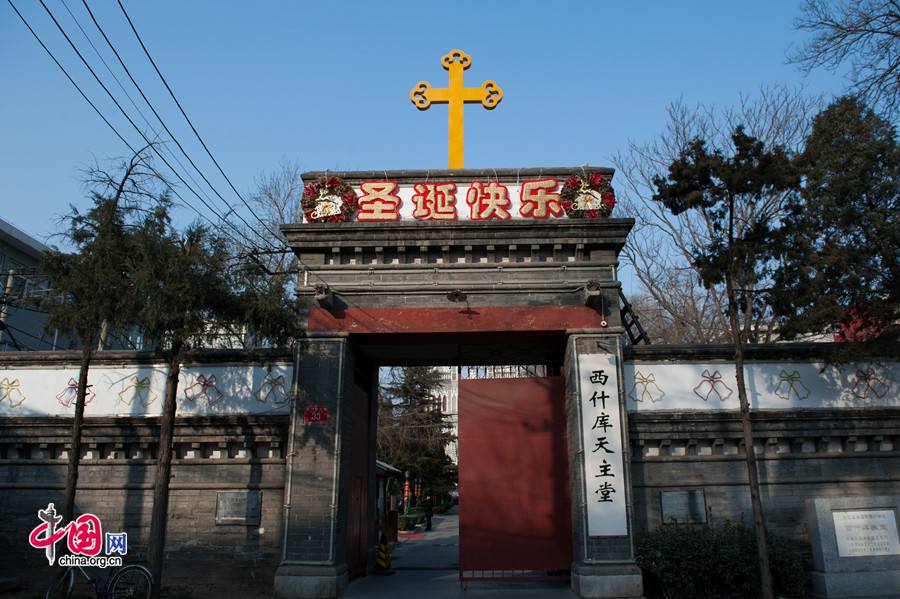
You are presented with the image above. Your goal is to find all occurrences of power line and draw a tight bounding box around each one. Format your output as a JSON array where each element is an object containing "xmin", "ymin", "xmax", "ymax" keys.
[
  {"xmin": 3, "ymin": 321, "xmax": 48, "ymax": 349},
  {"xmin": 35, "ymin": 0, "xmax": 272, "ymax": 250},
  {"xmin": 6, "ymin": 0, "xmax": 130, "ymax": 160},
  {"xmin": 78, "ymin": 0, "xmax": 279, "ymax": 250},
  {"xmin": 0, "ymin": 322, "xmax": 24, "ymax": 350},
  {"xmin": 7, "ymin": 1, "xmax": 284, "ymax": 283},
  {"xmin": 114, "ymin": 0, "xmax": 287, "ymax": 246},
  {"xmin": 58, "ymin": 0, "xmax": 221, "ymax": 223},
  {"xmin": 5, "ymin": 1, "xmax": 197, "ymax": 230},
  {"xmin": 0, "ymin": 298, "xmax": 52, "ymax": 316},
  {"xmin": 3, "ymin": 0, "xmax": 245, "ymax": 249},
  {"xmin": 10, "ymin": 0, "xmax": 265, "ymax": 251},
  {"xmin": 5, "ymin": 0, "xmax": 241, "ymax": 245}
]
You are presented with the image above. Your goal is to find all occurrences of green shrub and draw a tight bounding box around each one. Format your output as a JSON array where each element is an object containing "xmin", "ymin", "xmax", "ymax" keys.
[
  {"xmin": 635, "ymin": 521, "xmax": 806, "ymax": 599},
  {"xmin": 398, "ymin": 514, "xmax": 423, "ymax": 530}
]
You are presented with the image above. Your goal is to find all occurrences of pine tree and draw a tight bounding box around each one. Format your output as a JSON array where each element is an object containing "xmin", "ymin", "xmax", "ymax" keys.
[
  {"xmin": 41, "ymin": 149, "xmax": 162, "ymax": 523},
  {"xmin": 653, "ymin": 127, "xmax": 800, "ymax": 599},
  {"xmin": 772, "ymin": 96, "xmax": 899, "ymax": 346},
  {"xmin": 377, "ymin": 367, "xmax": 457, "ymax": 497},
  {"xmin": 133, "ymin": 213, "xmax": 297, "ymax": 598}
]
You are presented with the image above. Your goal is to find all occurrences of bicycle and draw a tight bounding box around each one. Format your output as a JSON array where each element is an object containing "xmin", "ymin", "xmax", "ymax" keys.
[{"xmin": 45, "ymin": 562, "xmax": 153, "ymax": 599}]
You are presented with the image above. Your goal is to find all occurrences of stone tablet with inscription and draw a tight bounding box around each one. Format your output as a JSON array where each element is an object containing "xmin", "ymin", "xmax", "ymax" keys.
[
  {"xmin": 833, "ymin": 510, "xmax": 900, "ymax": 557},
  {"xmin": 660, "ymin": 490, "xmax": 707, "ymax": 524},
  {"xmin": 216, "ymin": 490, "xmax": 262, "ymax": 525},
  {"xmin": 806, "ymin": 496, "xmax": 900, "ymax": 598}
]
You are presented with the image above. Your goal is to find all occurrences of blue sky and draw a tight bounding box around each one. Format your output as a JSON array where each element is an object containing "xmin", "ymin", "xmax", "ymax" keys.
[{"xmin": 1, "ymin": 1, "xmax": 847, "ymax": 248}]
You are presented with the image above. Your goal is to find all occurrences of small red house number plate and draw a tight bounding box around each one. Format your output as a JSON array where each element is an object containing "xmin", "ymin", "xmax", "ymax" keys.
[{"xmin": 304, "ymin": 405, "xmax": 329, "ymax": 425}]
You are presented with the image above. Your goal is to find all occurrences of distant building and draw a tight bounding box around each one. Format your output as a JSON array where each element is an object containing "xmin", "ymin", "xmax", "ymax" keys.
[
  {"xmin": 433, "ymin": 367, "xmax": 459, "ymax": 463},
  {"xmin": 0, "ymin": 218, "xmax": 60, "ymax": 351},
  {"xmin": 0, "ymin": 218, "xmax": 224, "ymax": 352},
  {"xmin": 435, "ymin": 365, "xmax": 549, "ymax": 464}
]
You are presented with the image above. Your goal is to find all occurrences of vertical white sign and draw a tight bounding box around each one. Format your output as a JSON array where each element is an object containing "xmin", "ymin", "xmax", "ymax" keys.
[{"xmin": 578, "ymin": 352, "xmax": 628, "ymax": 536}]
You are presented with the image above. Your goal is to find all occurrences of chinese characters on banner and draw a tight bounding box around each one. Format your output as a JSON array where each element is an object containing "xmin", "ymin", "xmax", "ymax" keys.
[
  {"xmin": 308, "ymin": 179, "xmax": 567, "ymax": 222},
  {"xmin": 578, "ymin": 352, "xmax": 627, "ymax": 536}
]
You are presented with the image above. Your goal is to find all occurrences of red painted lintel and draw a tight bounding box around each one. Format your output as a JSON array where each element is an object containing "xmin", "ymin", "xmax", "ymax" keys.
[{"xmin": 307, "ymin": 306, "xmax": 601, "ymax": 334}]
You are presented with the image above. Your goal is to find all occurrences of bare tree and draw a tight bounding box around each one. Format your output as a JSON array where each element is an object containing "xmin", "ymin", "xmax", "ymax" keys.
[
  {"xmin": 613, "ymin": 86, "xmax": 821, "ymax": 344},
  {"xmin": 791, "ymin": 0, "xmax": 900, "ymax": 117},
  {"xmin": 630, "ymin": 273, "xmax": 727, "ymax": 345},
  {"xmin": 652, "ymin": 128, "xmax": 802, "ymax": 599},
  {"xmin": 237, "ymin": 160, "xmax": 304, "ymax": 274},
  {"xmin": 223, "ymin": 161, "xmax": 304, "ymax": 348}
]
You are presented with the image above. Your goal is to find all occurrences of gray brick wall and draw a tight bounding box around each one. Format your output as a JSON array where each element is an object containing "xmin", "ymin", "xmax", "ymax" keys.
[
  {"xmin": 0, "ymin": 414, "xmax": 287, "ymax": 580},
  {"xmin": 1, "ymin": 359, "xmax": 896, "ymax": 585},
  {"xmin": 629, "ymin": 408, "xmax": 900, "ymax": 548},
  {"xmin": 282, "ymin": 336, "xmax": 355, "ymax": 566}
]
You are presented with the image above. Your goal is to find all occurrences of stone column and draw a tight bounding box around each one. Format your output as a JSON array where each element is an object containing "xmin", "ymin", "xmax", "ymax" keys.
[
  {"xmin": 275, "ymin": 335, "xmax": 354, "ymax": 599},
  {"xmin": 564, "ymin": 334, "xmax": 643, "ymax": 599}
]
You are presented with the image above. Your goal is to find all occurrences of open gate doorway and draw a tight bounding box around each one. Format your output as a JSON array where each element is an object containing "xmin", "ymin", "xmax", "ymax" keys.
[
  {"xmin": 373, "ymin": 359, "xmax": 573, "ymax": 585},
  {"xmin": 365, "ymin": 331, "xmax": 575, "ymax": 588}
]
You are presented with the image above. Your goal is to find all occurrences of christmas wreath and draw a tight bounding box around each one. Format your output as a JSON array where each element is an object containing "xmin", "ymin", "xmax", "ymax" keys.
[
  {"xmin": 560, "ymin": 171, "xmax": 616, "ymax": 219},
  {"xmin": 301, "ymin": 176, "xmax": 358, "ymax": 223}
]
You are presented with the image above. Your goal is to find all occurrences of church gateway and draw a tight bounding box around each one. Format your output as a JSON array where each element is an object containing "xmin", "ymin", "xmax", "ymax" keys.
[
  {"xmin": 1, "ymin": 164, "xmax": 898, "ymax": 598},
  {"xmin": 1, "ymin": 50, "xmax": 898, "ymax": 599}
]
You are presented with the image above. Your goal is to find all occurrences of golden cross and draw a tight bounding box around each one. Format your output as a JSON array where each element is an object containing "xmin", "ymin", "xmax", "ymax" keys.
[{"xmin": 410, "ymin": 50, "xmax": 503, "ymax": 169}]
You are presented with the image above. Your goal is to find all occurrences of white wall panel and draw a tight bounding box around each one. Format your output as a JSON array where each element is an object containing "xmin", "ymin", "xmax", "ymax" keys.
[
  {"xmin": 623, "ymin": 360, "xmax": 899, "ymax": 412},
  {"xmin": 0, "ymin": 362, "xmax": 292, "ymax": 416}
]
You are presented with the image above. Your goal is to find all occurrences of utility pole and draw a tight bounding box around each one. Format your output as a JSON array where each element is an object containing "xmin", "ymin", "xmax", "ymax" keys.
[{"xmin": 0, "ymin": 270, "xmax": 16, "ymax": 350}]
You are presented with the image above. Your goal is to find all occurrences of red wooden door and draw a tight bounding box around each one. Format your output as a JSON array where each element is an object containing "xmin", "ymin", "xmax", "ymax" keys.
[
  {"xmin": 458, "ymin": 376, "xmax": 572, "ymax": 574},
  {"xmin": 346, "ymin": 384, "xmax": 369, "ymax": 578}
]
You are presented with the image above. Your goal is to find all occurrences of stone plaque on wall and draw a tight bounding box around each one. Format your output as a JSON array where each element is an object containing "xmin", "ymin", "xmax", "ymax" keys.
[
  {"xmin": 216, "ymin": 491, "xmax": 261, "ymax": 525},
  {"xmin": 660, "ymin": 490, "xmax": 707, "ymax": 524},
  {"xmin": 833, "ymin": 509, "xmax": 900, "ymax": 557}
]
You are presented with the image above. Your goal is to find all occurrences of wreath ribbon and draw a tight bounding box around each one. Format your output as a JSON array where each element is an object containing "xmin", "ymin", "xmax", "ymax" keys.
[
  {"xmin": 183, "ymin": 374, "xmax": 223, "ymax": 405},
  {"xmin": 56, "ymin": 378, "xmax": 95, "ymax": 408},
  {"xmin": 118, "ymin": 376, "xmax": 157, "ymax": 407},
  {"xmin": 560, "ymin": 171, "xmax": 616, "ymax": 219},
  {"xmin": 257, "ymin": 374, "xmax": 287, "ymax": 404}
]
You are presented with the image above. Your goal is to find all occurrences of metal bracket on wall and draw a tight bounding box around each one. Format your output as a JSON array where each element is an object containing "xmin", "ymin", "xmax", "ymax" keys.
[{"xmin": 313, "ymin": 284, "xmax": 334, "ymax": 309}]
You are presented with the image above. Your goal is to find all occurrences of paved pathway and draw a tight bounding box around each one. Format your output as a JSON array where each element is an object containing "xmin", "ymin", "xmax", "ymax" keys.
[{"xmin": 344, "ymin": 507, "xmax": 575, "ymax": 598}]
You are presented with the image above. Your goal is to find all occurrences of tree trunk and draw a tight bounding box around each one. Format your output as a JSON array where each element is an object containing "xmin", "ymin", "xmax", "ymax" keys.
[
  {"xmin": 726, "ymin": 271, "xmax": 774, "ymax": 599},
  {"xmin": 97, "ymin": 320, "xmax": 109, "ymax": 351},
  {"xmin": 148, "ymin": 347, "xmax": 181, "ymax": 599},
  {"xmin": 64, "ymin": 343, "xmax": 93, "ymax": 522}
]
